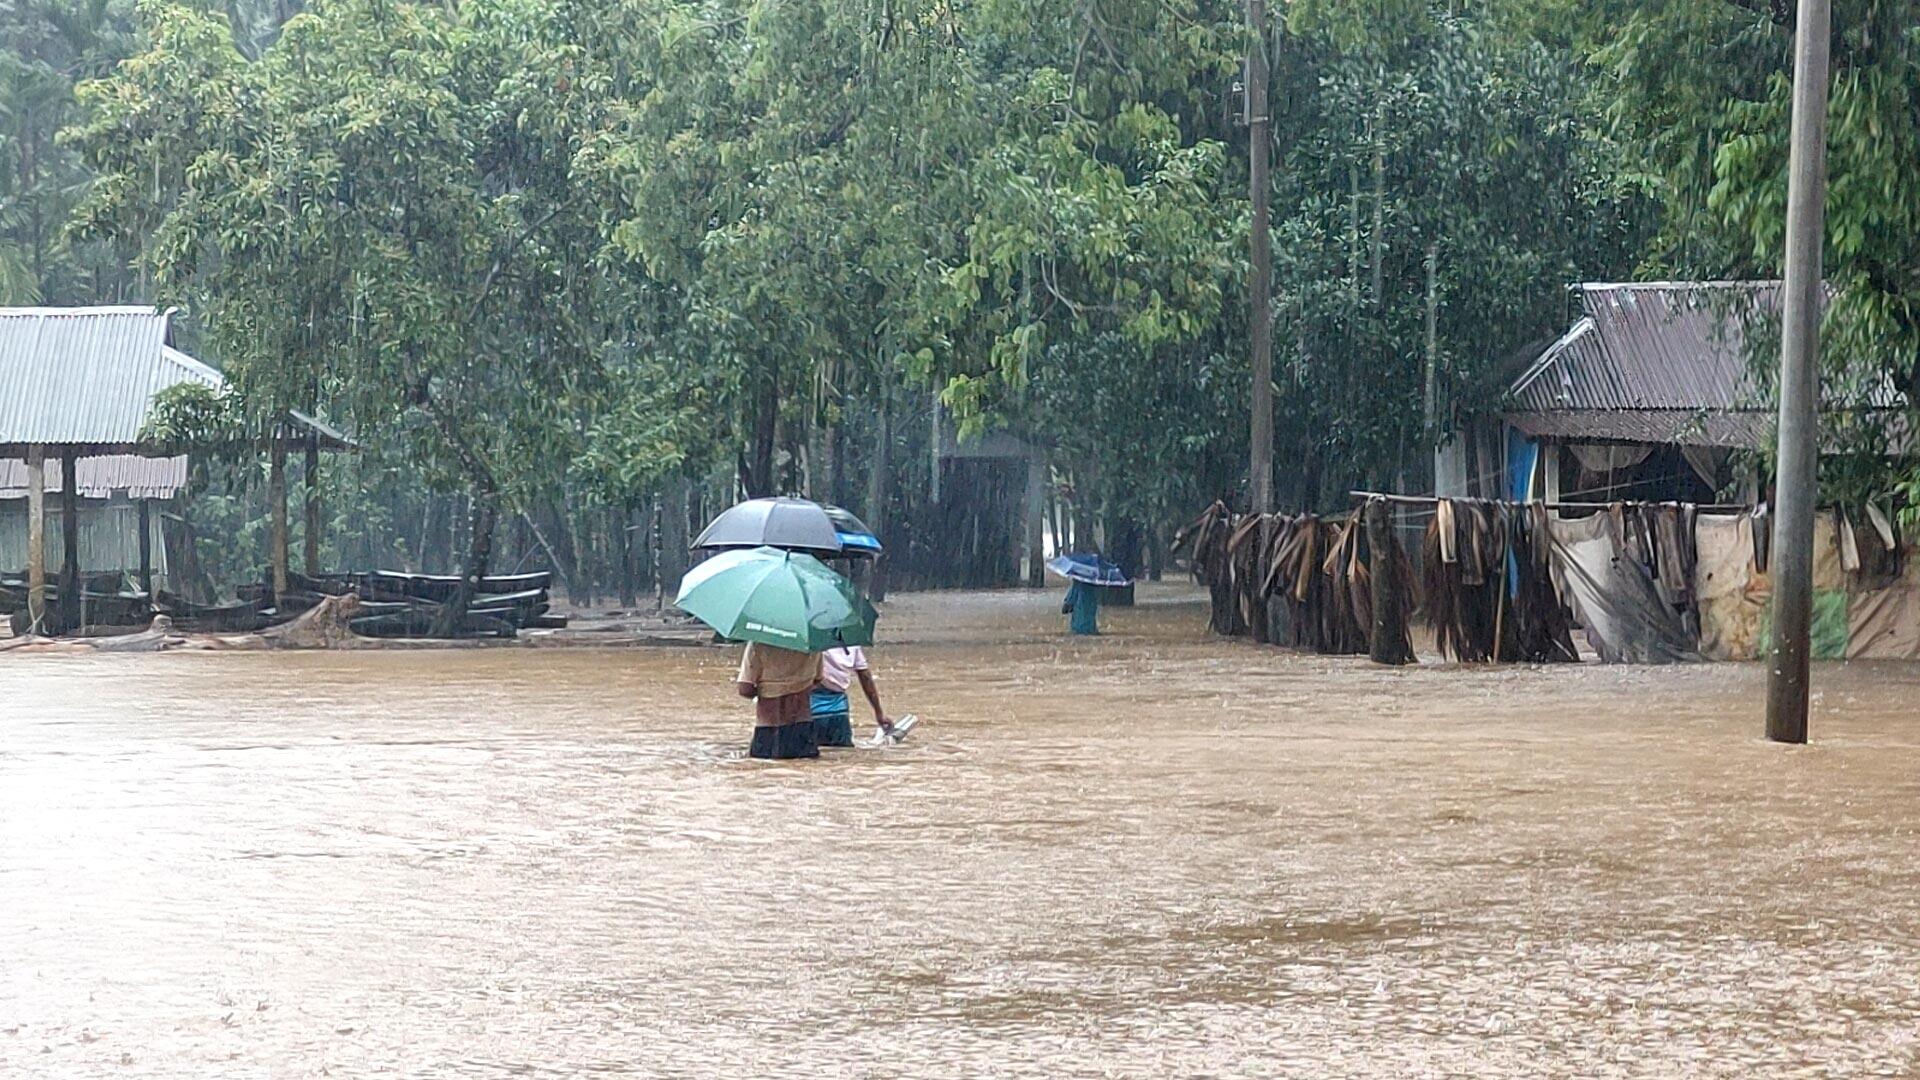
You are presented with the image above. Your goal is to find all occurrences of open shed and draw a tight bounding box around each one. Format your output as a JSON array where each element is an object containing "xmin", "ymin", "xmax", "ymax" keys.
[{"xmin": 0, "ymin": 306, "xmax": 345, "ymax": 634}]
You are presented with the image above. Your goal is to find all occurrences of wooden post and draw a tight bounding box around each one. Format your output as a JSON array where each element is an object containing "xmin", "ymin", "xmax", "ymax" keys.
[
  {"xmin": 60, "ymin": 450, "xmax": 79, "ymax": 632},
  {"xmin": 269, "ymin": 436, "xmax": 289, "ymax": 597},
  {"xmin": 303, "ymin": 436, "xmax": 322, "ymax": 576},
  {"xmin": 1366, "ymin": 496, "xmax": 1411, "ymax": 665},
  {"xmin": 25, "ymin": 446, "xmax": 46, "ymax": 634},
  {"xmin": 137, "ymin": 498, "xmax": 153, "ymax": 599}
]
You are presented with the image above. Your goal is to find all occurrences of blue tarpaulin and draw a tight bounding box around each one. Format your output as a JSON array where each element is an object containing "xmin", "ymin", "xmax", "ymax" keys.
[{"xmin": 1506, "ymin": 430, "xmax": 1541, "ymax": 595}]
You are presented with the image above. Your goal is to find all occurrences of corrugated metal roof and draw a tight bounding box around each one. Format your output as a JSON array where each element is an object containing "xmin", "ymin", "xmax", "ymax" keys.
[
  {"xmin": 1509, "ymin": 282, "xmax": 1777, "ymax": 413},
  {"xmin": 1506, "ymin": 281, "xmax": 1905, "ymax": 447},
  {"xmin": 0, "ymin": 306, "xmax": 216, "ymax": 449},
  {"xmin": 1507, "ymin": 409, "xmax": 1773, "ymax": 449},
  {"xmin": 0, "ymin": 307, "xmax": 353, "ymax": 453},
  {"xmin": 0, "ymin": 454, "xmax": 189, "ymax": 499}
]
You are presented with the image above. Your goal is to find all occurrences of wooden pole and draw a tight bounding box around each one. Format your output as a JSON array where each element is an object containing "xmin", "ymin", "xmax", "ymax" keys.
[
  {"xmin": 269, "ymin": 435, "xmax": 289, "ymax": 598},
  {"xmin": 137, "ymin": 498, "xmax": 153, "ymax": 599},
  {"xmin": 60, "ymin": 450, "xmax": 79, "ymax": 632},
  {"xmin": 1766, "ymin": 0, "xmax": 1831, "ymax": 746},
  {"xmin": 303, "ymin": 436, "xmax": 322, "ymax": 576},
  {"xmin": 24, "ymin": 445, "xmax": 45, "ymax": 634}
]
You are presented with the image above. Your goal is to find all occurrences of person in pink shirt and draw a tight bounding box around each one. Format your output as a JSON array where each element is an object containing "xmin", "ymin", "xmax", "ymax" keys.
[{"xmin": 809, "ymin": 645, "xmax": 893, "ymax": 747}]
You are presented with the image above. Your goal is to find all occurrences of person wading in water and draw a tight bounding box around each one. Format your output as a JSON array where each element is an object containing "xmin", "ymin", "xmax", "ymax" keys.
[
  {"xmin": 1063, "ymin": 579, "xmax": 1101, "ymax": 635},
  {"xmin": 810, "ymin": 645, "xmax": 895, "ymax": 748},
  {"xmin": 736, "ymin": 642, "xmax": 822, "ymax": 759}
]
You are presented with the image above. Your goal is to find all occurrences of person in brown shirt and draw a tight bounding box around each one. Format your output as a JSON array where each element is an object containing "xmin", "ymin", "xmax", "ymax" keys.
[{"xmin": 735, "ymin": 642, "xmax": 824, "ymax": 759}]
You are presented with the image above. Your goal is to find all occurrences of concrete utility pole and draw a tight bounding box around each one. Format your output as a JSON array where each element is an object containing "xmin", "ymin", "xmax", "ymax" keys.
[
  {"xmin": 1766, "ymin": 0, "xmax": 1832, "ymax": 745},
  {"xmin": 1423, "ymin": 241, "xmax": 1439, "ymax": 480},
  {"xmin": 1246, "ymin": 0, "xmax": 1273, "ymax": 519}
]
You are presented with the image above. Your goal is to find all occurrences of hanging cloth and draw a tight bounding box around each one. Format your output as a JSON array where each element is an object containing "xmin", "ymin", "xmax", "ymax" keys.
[{"xmin": 1546, "ymin": 512, "xmax": 1701, "ymax": 663}]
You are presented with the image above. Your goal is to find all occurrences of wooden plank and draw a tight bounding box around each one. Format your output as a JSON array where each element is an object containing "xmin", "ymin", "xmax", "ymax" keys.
[
  {"xmin": 60, "ymin": 451, "xmax": 79, "ymax": 632},
  {"xmin": 25, "ymin": 446, "xmax": 45, "ymax": 634},
  {"xmin": 138, "ymin": 498, "xmax": 154, "ymax": 599}
]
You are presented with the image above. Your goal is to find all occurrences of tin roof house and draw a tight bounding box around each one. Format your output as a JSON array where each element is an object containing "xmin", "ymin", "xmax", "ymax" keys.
[
  {"xmin": 0, "ymin": 306, "xmax": 344, "ymax": 633},
  {"xmin": 1444, "ymin": 282, "xmax": 1906, "ymax": 505}
]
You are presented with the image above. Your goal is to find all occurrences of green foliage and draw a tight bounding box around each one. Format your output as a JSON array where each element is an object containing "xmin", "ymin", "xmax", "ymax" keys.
[
  {"xmin": 33, "ymin": 0, "xmax": 1913, "ymax": 588},
  {"xmin": 0, "ymin": 0, "xmax": 139, "ymax": 302},
  {"xmin": 141, "ymin": 382, "xmax": 250, "ymax": 451},
  {"xmin": 1593, "ymin": 0, "xmax": 1920, "ymax": 502}
]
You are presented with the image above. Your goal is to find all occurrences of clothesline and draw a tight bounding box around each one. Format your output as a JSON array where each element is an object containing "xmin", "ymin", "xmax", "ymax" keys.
[{"xmin": 1347, "ymin": 490, "xmax": 1756, "ymax": 514}]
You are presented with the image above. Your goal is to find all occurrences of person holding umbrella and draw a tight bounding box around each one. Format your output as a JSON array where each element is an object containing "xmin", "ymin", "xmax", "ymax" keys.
[
  {"xmin": 676, "ymin": 545, "xmax": 879, "ymax": 760},
  {"xmin": 736, "ymin": 642, "xmax": 824, "ymax": 759},
  {"xmin": 1047, "ymin": 553, "xmax": 1131, "ymax": 636}
]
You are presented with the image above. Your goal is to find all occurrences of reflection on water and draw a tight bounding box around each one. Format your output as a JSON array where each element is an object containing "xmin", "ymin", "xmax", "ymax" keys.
[{"xmin": 6, "ymin": 583, "xmax": 1920, "ymax": 1077}]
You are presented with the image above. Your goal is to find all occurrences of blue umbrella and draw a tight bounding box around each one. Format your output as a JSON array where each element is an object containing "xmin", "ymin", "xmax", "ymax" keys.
[
  {"xmin": 825, "ymin": 505, "xmax": 884, "ymax": 557},
  {"xmin": 1046, "ymin": 553, "xmax": 1131, "ymax": 588}
]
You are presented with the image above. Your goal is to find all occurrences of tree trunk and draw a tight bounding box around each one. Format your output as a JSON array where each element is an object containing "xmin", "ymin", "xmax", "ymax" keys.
[
  {"xmin": 866, "ymin": 376, "xmax": 893, "ymax": 603},
  {"xmin": 1025, "ymin": 453, "xmax": 1046, "ymax": 587},
  {"xmin": 537, "ymin": 498, "xmax": 579, "ymax": 603},
  {"xmin": 746, "ymin": 366, "xmax": 778, "ymax": 498},
  {"xmin": 636, "ymin": 499, "xmax": 657, "ymax": 598},
  {"xmin": 1370, "ymin": 119, "xmax": 1385, "ymax": 307},
  {"xmin": 569, "ymin": 498, "xmax": 596, "ymax": 608},
  {"xmin": 1071, "ymin": 490, "xmax": 1097, "ymax": 555},
  {"xmin": 432, "ymin": 484, "xmax": 500, "ymax": 638},
  {"xmin": 269, "ymin": 438, "xmax": 289, "ymax": 598},
  {"xmin": 829, "ymin": 405, "xmax": 848, "ymax": 508},
  {"xmin": 1146, "ymin": 520, "xmax": 1164, "ymax": 581},
  {"xmin": 303, "ymin": 437, "xmax": 322, "ymax": 575},
  {"xmin": 616, "ymin": 505, "xmax": 637, "ymax": 608},
  {"xmin": 658, "ymin": 474, "xmax": 690, "ymax": 608}
]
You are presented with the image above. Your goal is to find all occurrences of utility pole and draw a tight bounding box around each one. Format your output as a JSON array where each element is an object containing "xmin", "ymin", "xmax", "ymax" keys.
[
  {"xmin": 1766, "ymin": 0, "xmax": 1831, "ymax": 745},
  {"xmin": 1246, "ymin": 0, "xmax": 1273, "ymax": 518},
  {"xmin": 1423, "ymin": 241, "xmax": 1439, "ymax": 483}
]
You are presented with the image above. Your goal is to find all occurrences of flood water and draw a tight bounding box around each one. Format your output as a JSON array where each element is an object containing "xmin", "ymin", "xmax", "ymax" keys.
[{"xmin": 7, "ymin": 583, "xmax": 1920, "ymax": 1077}]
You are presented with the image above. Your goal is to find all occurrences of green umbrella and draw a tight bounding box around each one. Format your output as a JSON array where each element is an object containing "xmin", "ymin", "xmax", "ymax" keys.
[{"xmin": 674, "ymin": 545, "xmax": 876, "ymax": 651}]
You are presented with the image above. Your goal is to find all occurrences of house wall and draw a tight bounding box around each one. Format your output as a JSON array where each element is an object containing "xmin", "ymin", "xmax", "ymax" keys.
[{"xmin": 0, "ymin": 494, "xmax": 169, "ymax": 580}]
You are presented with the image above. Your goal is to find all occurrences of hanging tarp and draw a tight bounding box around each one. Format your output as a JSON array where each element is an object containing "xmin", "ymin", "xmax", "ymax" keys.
[
  {"xmin": 1546, "ymin": 512, "xmax": 1700, "ymax": 663},
  {"xmin": 1693, "ymin": 513, "xmax": 1767, "ymax": 661}
]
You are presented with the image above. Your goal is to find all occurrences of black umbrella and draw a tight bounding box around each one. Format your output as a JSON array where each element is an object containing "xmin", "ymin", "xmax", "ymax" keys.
[{"xmin": 693, "ymin": 497, "xmax": 844, "ymax": 555}]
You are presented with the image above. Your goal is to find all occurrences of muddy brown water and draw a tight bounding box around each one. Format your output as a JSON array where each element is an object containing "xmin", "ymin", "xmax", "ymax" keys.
[{"xmin": 6, "ymin": 583, "xmax": 1920, "ymax": 1077}]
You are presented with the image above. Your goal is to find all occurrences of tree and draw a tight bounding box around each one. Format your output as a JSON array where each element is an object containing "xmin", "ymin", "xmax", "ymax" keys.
[{"xmin": 70, "ymin": 0, "xmax": 621, "ymax": 627}]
